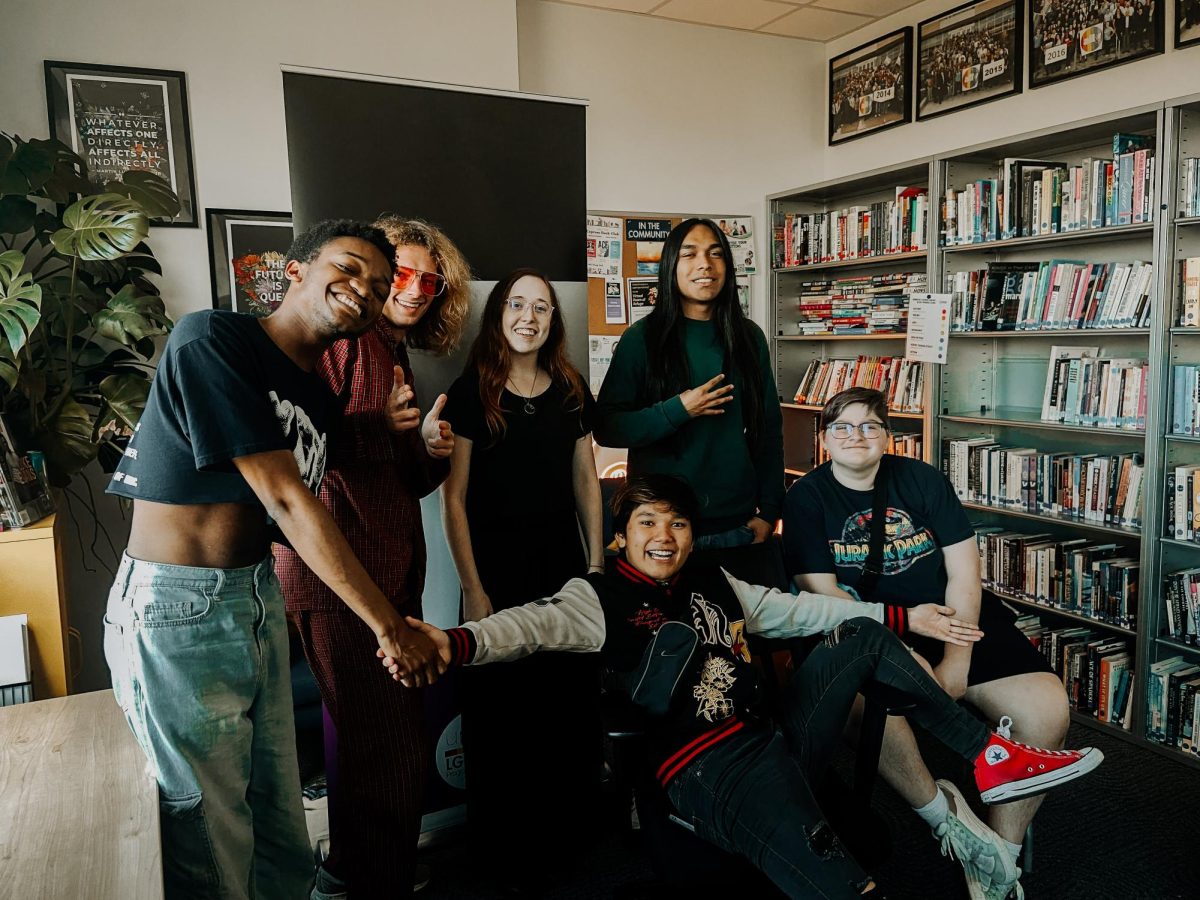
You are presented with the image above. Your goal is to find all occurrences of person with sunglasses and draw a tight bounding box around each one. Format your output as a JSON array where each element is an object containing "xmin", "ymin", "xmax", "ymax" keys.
[
  {"xmin": 441, "ymin": 268, "xmax": 604, "ymax": 895},
  {"xmin": 782, "ymin": 387, "xmax": 1071, "ymax": 900},
  {"xmin": 275, "ymin": 216, "xmax": 471, "ymax": 900}
]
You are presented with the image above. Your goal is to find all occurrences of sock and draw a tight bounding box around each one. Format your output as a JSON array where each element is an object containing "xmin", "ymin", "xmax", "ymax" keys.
[
  {"xmin": 912, "ymin": 784, "xmax": 950, "ymax": 829},
  {"xmin": 1002, "ymin": 837, "xmax": 1022, "ymax": 865}
]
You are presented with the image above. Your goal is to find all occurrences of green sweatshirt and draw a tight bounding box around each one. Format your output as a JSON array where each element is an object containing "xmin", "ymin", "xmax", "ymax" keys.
[{"xmin": 595, "ymin": 317, "xmax": 784, "ymax": 536}]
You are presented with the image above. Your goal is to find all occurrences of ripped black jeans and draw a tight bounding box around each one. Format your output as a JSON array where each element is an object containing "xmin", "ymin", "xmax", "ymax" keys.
[{"xmin": 665, "ymin": 616, "xmax": 991, "ymax": 900}]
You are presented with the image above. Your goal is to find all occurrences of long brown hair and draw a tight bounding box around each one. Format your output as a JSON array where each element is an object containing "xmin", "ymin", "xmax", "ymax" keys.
[
  {"xmin": 465, "ymin": 267, "xmax": 586, "ymax": 440},
  {"xmin": 373, "ymin": 215, "xmax": 472, "ymax": 356}
]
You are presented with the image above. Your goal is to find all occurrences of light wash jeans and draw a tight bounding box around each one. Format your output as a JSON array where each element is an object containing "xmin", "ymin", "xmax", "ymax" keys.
[{"xmin": 104, "ymin": 553, "xmax": 312, "ymax": 900}]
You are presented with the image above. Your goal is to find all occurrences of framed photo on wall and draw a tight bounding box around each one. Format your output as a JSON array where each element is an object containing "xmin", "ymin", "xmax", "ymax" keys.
[
  {"xmin": 44, "ymin": 61, "xmax": 198, "ymax": 226},
  {"xmin": 1179, "ymin": 0, "xmax": 1200, "ymax": 48},
  {"xmin": 829, "ymin": 27, "xmax": 913, "ymax": 145},
  {"xmin": 917, "ymin": 0, "xmax": 1023, "ymax": 121},
  {"xmin": 206, "ymin": 209, "xmax": 294, "ymax": 317},
  {"xmin": 1029, "ymin": 0, "xmax": 1164, "ymax": 90}
]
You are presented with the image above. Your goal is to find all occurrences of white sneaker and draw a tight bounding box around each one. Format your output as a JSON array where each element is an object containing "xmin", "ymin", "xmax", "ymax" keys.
[{"xmin": 934, "ymin": 780, "xmax": 1022, "ymax": 900}]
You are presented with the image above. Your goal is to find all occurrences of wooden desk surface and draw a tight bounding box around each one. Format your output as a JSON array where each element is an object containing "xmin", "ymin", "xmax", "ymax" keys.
[{"xmin": 0, "ymin": 690, "xmax": 162, "ymax": 898}]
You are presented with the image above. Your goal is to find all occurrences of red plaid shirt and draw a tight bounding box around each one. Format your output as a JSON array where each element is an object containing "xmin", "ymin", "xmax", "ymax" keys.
[{"xmin": 276, "ymin": 317, "xmax": 449, "ymax": 614}]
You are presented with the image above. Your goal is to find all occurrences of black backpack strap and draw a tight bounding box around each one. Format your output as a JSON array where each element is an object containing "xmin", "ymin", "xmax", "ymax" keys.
[{"xmin": 855, "ymin": 455, "xmax": 890, "ymax": 602}]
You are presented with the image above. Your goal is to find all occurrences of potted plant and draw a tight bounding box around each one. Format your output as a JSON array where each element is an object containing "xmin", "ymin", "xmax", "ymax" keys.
[{"xmin": 0, "ymin": 132, "xmax": 178, "ymax": 487}]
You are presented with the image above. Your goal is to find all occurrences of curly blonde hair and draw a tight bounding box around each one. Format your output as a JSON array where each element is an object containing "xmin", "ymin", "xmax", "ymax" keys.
[{"xmin": 373, "ymin": 215, "xmax": 472, "ymax": 356}]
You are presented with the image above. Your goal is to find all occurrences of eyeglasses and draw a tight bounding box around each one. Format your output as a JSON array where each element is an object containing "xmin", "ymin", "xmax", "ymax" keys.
[
  {"xmin": 825, "ymin": 421, "xmax": 887, "ymax": 440},
  {"xmin": 393, "ymin": 265, "xmax": 447, "ymax": 298},
  {"xmin": 505, "ymin": 298, "xmax": 555, "ymax": 318}
]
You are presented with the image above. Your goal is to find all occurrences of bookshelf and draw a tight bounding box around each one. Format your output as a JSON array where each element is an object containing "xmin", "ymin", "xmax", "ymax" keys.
[
  {"xmin": 768, "ymin": 159, "xmax": 935, "ymax": 478},
  {"xmin": 770, "ymin": 99, "xmax": 1200, "ymax": 771}
]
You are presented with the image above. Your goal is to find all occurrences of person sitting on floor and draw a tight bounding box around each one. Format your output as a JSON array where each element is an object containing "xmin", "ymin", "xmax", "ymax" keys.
[{"xmin": 381, "ymin": 474, "xmax": 1104, "ymax": 899}]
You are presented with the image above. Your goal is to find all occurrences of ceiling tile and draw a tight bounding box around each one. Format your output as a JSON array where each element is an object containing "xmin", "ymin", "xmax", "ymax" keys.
[
  {"xmin": 760, "ymin": 6, "xmax": 871, "ymax": 41},
  {"xmin": 811, "ymin": 0, "xmax": 923, "ymax": 16},
  {"xmin": 652, "ymin": 0, "xmax": 800, "ymax": 30},
  {"xmin": 549, "ymin": 0, "xmax": 665, "ymax": 12}
]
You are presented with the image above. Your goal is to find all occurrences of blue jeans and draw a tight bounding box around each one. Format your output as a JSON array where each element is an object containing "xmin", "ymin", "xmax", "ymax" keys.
[
  {"xmin": 693, "ymin": 524, "xmax": 755, "ymax": 552},
  {"xmin": 667, "ymin": 617, "xmax": 990, "ymax": 899},
  {"xmin": 104, "ymin": 553, "xmax": 312, "ymax": 900}
]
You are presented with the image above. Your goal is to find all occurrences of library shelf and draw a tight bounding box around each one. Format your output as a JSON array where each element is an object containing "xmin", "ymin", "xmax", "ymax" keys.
[
  {"xmin": 772, "ymin": 249, "xmax": 927, "ymax": 274},
  {"xmin": 1175, "ymin": 216, "xmax": 1200, "ymax": 228},
  {"xmin": 1159, "ymin": 538, "xmax": 1200, "ymax": 552},
  {"xmin": 940, "ymin": 222, "xmax": 1153, "ymax": 255},
  {"xmin": 940, "ymin": 408, "xmax": 1146, "ymax": 437},
  {"xmin": 1154, "ymin": 636, "xmax": 1200, "ymax": 656},
  {"xmin": 775, "ymin": 333, "xmax": 909, "ymax": 342},
  {"xmin": 960, "ymin": 500, "xmax": 1142, "ymax": 538},
  {"xmin": 985, "ymin": 585, "xmax": 1136, "ymax": 637},
  {"xmin": 949, "ymin": 329, "xmax": 1150, "ymax": 339},
  {"xmin": 783, "ymin": 402, "xmax": 923, "ymax": 419}
]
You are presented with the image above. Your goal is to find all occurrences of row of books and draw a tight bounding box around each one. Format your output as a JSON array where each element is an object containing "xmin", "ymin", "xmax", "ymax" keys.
[
  {"xmin": 1179, "ymin": 257, "xmax": 1200, "ymax": 326},
  {"xmin": 772, "ymin": 186, "xmax": 929, "ymax": 268},
  {"xmin": 1164, "ymin": 464, "xmax": 1200, "ymax": 544},
  {"xmin": 813, "ymin": 431, "xmax": 922, "ymax": 467},
  {"xmin": 792, "ymin": 273, "xmax": 926, "ymax": 335},
  {"xmin": 1161, "ymin": 568, "xmax": 1200, "ymax": 645},
  {"xmin": 1183, "ymin": 157, "xmax": 1200, "ymax": 219},
  {"xmin": 792, "ymin": 356, "xmax": 924, "ymax": 413},
  {"xmin": 0, "ymin": 416, "xmax": 54, "ymax": 530},
  {"xmin": 1018, "ymin": 617, "xmax": 1134, "ymax": 728},
  {"xmin": 944, "ymin": 437, "xmax": 1144, "ymax": 528},
  {"xmin": 941, "ymin": 133, "xmax": 1156, "ymax": 245},
  {"xmin": 1147, "ymin": 656, "xmax": 1200, "ymax": 753},
  {"xmin": 948, "ymin": 259, "xmax": 1153, "ymax": 332},
  {"xmin": 1039, "ymin": 348, "xmax": 1147, "ymax": 430},
  {"xmin": 1169, "ymin": 364, "xmax": 1200, "ymax": 435},
  {"xmin": 975, "ymin": 525, "xmax": 1138, "ymax": 628}
]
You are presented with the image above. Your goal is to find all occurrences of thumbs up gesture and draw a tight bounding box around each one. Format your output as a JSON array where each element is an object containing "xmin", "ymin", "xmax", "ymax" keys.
[
  {"xmin": 385, "ymin": 365, "xmax": 421, "ymax": 433},
  {"xmin": 421, "ymin": 394, "xmax": 455, "ymax": 459}
]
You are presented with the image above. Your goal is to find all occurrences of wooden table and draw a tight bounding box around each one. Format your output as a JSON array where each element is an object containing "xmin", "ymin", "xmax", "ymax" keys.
[{"xmin": 0, "ymin": 690, "xmax": 162, "ymax": 898}]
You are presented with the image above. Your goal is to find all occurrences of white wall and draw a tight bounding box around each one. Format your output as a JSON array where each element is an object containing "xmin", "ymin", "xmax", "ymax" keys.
[
  {"xmin": 1, "ymin": 0, "xmax": 521, "ymax": 692},
  {"xmin": 822, "ymin": 0, "xmax": 1200, "ymax": 180}
]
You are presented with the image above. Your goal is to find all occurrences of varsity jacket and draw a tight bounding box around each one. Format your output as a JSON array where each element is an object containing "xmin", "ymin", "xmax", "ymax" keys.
[{"xmin": 444, "ymin": 556, "xmax": 910, "ymax": 788}]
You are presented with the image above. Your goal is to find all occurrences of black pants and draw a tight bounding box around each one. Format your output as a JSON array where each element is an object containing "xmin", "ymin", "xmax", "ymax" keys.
[{"xmin": 667, "ymin": 617, "xmax": 991, "ymax": 900}]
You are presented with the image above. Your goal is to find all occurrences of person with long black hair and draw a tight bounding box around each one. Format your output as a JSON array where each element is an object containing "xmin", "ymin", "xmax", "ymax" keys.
[{"xmin": 596, "ymin": 217, "xmax": 783, "ymax": 549}]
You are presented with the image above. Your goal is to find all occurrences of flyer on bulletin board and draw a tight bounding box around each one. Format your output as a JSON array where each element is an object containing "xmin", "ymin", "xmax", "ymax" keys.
[
  {"xmin": 604, "ymin": 276, "xmax": 626, "ymax": 325},
  {"xmin": 905, "ymin": 293, "xmax": 951, "ymax": 364},
  {"xmin": 586, "ymin": 215, "xmax": 622, "ymax": 278},
  {"xmin": 718, "ymin": 216, "xmax": 755, "ymax": 274}
]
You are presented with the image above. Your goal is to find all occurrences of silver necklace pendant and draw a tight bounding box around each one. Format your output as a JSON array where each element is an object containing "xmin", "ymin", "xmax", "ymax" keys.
[{"xmin": 523, "ymin": 399, "xmax": 536, "ymax": 415}]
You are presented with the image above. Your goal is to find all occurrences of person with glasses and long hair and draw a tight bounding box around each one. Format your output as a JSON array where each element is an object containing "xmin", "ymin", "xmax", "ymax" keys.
[
  {"xmin": 783, "ymin": 387, "xmax": 1073, "ymax": 900},
  {"xmin": 595, "ymin": 217, "xmax": 783, "ymax": 550},
  {"xmin": 441, "ymin": 268, "xmax": 604, "ymax": 894},
  {"xmin": 275, "ymin": 216, "xmax": 471, "ymax": 900}
]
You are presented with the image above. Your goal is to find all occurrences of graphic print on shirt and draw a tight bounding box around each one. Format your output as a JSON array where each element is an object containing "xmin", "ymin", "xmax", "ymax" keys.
[
  {"xmin": 689, "ymin": 594, "xmax": 751, "ymax": 662},
  {"xmin": 830, "ymin": 507, "xmax": 936, "ymax": 575},
  {"xmin": 694, "ymin": 655, "xmax": 737, "ymax": 722},
  {"xmin": 686, "ymin": 591, "xmax": 749, "ymax": 722},
  {"xmin": 269, "ymin": 390, "xmax": 327, "ymax": 491}
]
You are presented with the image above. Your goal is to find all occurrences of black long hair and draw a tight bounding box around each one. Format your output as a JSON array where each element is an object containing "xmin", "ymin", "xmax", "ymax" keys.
[{"xmin": 644, "ymin": 218, "xmax": 765, "ymax": 449}]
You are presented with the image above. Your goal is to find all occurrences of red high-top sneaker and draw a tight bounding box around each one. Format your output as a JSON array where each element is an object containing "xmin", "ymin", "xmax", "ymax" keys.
[{"xmin": 974, "ymin": 716, "xmax": 1104, "ymax": 804}]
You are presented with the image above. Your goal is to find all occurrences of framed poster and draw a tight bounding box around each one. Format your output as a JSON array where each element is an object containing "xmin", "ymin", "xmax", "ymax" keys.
[
  {"xmin": 44, "ymin": 61, "xmax": 198, "ymax": 226},
  {"xmin": 917, "ymin": 0, "xmax": 1023, "ymax": 121},
  {"xmin": 1179, "ymin": 0, "xmax": 1200, "ymax": 49},
  {"xmin": 1029, "ymin": 0, "xmax": 1163, "ymax": 90},
  {"xmin": 206, "ymin": 209, "xmax": 294, "ymax": 317},
  {"xmin": 829, "ymin": 27, "xmax": 912, "ymax": 145}
]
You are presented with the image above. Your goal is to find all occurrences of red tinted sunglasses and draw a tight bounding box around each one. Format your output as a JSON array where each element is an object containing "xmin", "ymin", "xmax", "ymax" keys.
[{"xmin": 393, "ymin": 265, "xmax": 447, "ymax": 298}]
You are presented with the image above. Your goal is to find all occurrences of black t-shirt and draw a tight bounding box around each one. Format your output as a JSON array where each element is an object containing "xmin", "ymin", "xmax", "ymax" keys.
[
  {"xmin": 782, "ymin": 456, "xmax": 975, "ymax": 607},
  {"xmin": 107, "ymin": 310, "xmax": 338, "ymax": 507},
  {"xmin": 443, "ymin": 370, "xmax": 594, "ymax": 530}
]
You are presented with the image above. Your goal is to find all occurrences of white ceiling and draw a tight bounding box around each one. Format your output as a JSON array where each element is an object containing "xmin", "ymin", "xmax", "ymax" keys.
[{"xmin": 540, "ymin": 0, "xmax": 926, "ymax": 43}]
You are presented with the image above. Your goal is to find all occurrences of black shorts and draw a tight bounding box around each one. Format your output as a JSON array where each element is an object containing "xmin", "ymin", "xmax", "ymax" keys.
[{"xmin": 906, "ymin": 593, "xmax": 1054, "ymax": 686}]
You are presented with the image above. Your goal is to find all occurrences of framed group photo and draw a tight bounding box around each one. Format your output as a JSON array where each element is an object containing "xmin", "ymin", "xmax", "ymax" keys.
[
  {"xmin": 917, "ymin": 0, "xmax": 1023, "ymax": 121},
  {"xmin": 1179, "ymin": 0, "xmax": 1200, "ymax": 49},
  {"xmin": 44, "ymin": 61, "xmax": 198, "ymax": 226},
  {"xmin": 206, "ymin": 209, "xmax": 294, "ymax": 317},
  {"xmin": 1029, "ymin": 0, "xmax": 1164, "ymax": 89},
  {"xmin": 829, "ymin": 27, "xmax": 913, "ymax": 145}
]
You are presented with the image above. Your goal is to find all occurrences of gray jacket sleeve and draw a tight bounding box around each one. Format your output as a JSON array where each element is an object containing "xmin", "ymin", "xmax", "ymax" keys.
[
  {"xmin": 722, "ymin": 568, "xmax": 884, "ymax": 639},
  {"xmin": 460, "ymin": 577, "xmax": 607, "ymax": 664}
]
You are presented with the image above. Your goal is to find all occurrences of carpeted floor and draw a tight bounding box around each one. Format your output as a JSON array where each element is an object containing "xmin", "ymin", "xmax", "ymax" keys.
[{"xmin": 415, "ymin": 719, "xmax": 1200, "ymax": 899}]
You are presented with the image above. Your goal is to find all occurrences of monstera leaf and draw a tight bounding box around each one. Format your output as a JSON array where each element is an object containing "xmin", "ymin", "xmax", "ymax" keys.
[
  {"xmin": 51, "ymin": 194, "xmax": 148, "ymax": 260},
  {"xmin": 103, "ymin": 170, "xmax": 181, "ymax": 220},
  {"xmin": 91, "ymin": 285, "xmax": 169, "ymax": 347},
  {"xmin": 0, "ymin": 250, "xmax": 42, "ymax": 372},
  {"xmin": 0, "ymin": 195, "xmax": 36, "ymax": 234},
  {"xmin": 98, "ymin": 371, "xmax": 151, "ymax": 432},
  {"xmin": 37, "ymin": 397, "xmax": 97, "ymax": 484},
  {"xmin": 0, "ymin": 135, "xmax": 56, "ymax": 196}
]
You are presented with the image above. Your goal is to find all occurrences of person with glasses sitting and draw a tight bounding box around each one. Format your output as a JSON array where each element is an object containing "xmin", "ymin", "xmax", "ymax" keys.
[
  {"xmin": 782, "ymin": 387, "xmax": 1071, "ymax": 900},
  {"xmin": 441, "ymin": 268, "xmax": 605, "ymax": 895},
  {"xmin": 595, "ymin": 218, "xmax": 783, "ymax": 552},
  {"xmin": 275, "ymin": 216, "xmax": 471, "ymax": 900}
]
